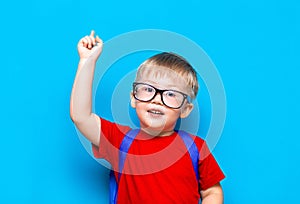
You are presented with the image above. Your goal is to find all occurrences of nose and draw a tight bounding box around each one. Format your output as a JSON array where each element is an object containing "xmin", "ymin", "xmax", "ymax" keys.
[{"xmin": 151, "ymin": 92, "xmax": 163, "ymax": 105}]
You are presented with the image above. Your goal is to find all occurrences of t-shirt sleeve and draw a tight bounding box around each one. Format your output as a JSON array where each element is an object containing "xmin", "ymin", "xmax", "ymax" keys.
[
  {"xmin": 198, "ymin": 140, "xmax": 225, "ymax": 191},
  {"xmin": 92, "ymin": 117, "xmax": 130, "ymax": 168}
]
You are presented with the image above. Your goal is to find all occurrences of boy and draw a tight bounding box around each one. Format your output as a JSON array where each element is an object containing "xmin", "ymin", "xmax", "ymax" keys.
[{"xmin": 70, "ymin": 30, "xmax": 225, "ymax": 204}]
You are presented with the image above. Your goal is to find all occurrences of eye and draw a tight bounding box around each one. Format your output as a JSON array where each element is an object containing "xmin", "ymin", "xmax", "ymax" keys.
[
  {"xmin": 136, "ymin": 85, "xmax": 154, "ymax": 93},
  {"xmin": 143, "ymin": 86, "xmax": 154, "ymax": 93},
  {"xmin": 164, "ymin": 91, "xmax": 177, "ymax": 98}
]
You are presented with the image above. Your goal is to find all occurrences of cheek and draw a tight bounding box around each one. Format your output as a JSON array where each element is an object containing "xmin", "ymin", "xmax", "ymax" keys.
[
  {"xmin": 134, "ymin": 102, "xmax": 147, "ymax": 115},
  {"xmin": 166, "ymin": 109, "xmax": 181, "ymax": 120}
]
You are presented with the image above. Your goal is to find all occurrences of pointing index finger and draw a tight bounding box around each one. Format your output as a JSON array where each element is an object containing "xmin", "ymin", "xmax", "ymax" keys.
[
  {"xmin": 90, "ymin": 30, "xmax": 95, "ymax": 37},
  {"xmin": 90, "ymin": 30, "xmax": 96, "ymax": 45}
]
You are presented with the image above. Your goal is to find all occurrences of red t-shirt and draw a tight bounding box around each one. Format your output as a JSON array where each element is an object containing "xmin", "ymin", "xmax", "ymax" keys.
[{"xmin": 93, "ymin": 118, "xmax": 225, "ymax": 204}]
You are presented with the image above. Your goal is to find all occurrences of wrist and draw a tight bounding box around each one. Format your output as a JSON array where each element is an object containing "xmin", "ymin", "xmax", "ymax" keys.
[
  {"xmin": 78, "ymin": 58, "xmax": 97, "ymax": 69},
  {"xmin": 79, "ymin": 57, "xmax": 97, "ymax": 65}
]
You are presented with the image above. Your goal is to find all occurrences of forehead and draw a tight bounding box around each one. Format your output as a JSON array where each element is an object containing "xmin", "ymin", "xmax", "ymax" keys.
[{"xmin": 135, "ymin": 66, "xmax": 190, "ymax": 93}]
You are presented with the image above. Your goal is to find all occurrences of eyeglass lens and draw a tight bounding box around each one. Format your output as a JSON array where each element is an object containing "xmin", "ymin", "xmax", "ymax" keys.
[{"xmin": 133, "ymin": 83, "xmax": 185, "ymax": 108}]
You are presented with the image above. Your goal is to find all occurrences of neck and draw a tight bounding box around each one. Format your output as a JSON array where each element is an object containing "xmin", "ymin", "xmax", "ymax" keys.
[{"xmin": 140, "ymin": 127, "xmax": 174, "ymax": 137}]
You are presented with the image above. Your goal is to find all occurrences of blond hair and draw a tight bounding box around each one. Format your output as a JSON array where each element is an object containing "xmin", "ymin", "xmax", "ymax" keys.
[{"xmin": 135, "ymin": 52, "xmax": 199, "ymax": 99}]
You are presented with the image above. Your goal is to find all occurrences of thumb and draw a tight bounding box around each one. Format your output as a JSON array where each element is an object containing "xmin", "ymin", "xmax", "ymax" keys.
[{"xmin": 95, "ymin": 35, "xmax": 103, "ymax": 46}]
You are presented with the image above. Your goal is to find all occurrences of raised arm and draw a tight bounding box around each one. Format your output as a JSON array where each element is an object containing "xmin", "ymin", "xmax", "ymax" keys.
[{"xmin": 70, "ymin": 30, "xmax": 103, "ymax": 146}]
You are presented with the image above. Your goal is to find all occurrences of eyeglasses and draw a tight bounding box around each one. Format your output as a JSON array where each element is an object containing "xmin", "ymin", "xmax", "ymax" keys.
[{"xmin": 132, "ymin": 82, "xmax": 190, "ymax": 109}]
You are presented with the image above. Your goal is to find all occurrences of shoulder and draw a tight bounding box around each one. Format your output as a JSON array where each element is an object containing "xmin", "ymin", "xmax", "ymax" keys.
[
  {"xmin": 99, "ymin": 117, "xmax": 131, "ymax": 146},
  {"xmin": 100, "ymin": 117, "xmax": 131, "ymax": 134},
  {"xmin": 183, "ymin": 131, "xmax": 212, "ymax": 160},
  {"xmin": 182, "ymin": 131, "xmax": 205, "ymax": 148}
]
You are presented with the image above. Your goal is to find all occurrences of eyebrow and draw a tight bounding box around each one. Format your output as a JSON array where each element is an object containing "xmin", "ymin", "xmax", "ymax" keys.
[
  {"xmin": 138, "ymin": 80, "xmax": 182, "ymax": 89},
  {"xmin": 135, "ymin": 82, "xmax": 190, "ymax": 96}
]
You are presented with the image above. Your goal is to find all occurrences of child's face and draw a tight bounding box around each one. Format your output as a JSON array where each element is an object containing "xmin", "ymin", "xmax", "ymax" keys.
[{"xmin": 131, "ymin": 67, "xmax": 194, "ymax": 136}]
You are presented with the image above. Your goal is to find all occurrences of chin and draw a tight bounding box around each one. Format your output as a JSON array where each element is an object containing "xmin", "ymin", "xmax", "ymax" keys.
[
  {"xmin": 146, "ymin": 120, "xmax": 166, "ymax": 130},
  {"xmin": 141, "ymin": 122, "xmax": 174, "ymax": 135},
  {"xmin": 142, "ymin": 124, "xmax": 164, "ymax": 132}
]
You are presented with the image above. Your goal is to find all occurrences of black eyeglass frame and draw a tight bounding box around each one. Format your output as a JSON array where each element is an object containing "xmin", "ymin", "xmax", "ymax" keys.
[{"xmin": 132, "ymin": 82, "xmax": 191, "ymax": 109}]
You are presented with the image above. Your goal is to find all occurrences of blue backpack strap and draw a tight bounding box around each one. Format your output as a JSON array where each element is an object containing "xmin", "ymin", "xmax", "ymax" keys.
[
  {"xmin": 110, "ymin": 129, "xmax": 199, "ymax": 204},
  {"xmin": 177, "ymin": 130, "xmax": 200, "ymax": 181},
  {"xmin": 109, "ymin": 129, "xmax": 140, "ymax": 204}
]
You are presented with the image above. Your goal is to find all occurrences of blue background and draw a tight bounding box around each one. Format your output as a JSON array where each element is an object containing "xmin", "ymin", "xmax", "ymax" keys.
[{"xmin": 1, "ymin": 0, "xmax": 299, "ymax": 203}]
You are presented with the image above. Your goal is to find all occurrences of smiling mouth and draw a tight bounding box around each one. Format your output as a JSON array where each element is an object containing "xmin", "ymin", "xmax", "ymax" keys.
[{"xmin": 147, "ymin": 110, "xmax": 164, "ymax": 115}]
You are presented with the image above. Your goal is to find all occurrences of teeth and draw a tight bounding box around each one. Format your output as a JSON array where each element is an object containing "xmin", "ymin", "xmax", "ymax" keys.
[{"xmin": 148, "ymin": 110, "xmax": 163, "ymax": 115}]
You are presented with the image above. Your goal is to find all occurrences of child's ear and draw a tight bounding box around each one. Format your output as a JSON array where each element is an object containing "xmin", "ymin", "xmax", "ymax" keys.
[
  {"xmin": 180, "ymin": 103, "xmax": 194, "ymax": 118},
  {"xmin": 130, "ymin": 91, "xmax": 136, "ymax": 108}
]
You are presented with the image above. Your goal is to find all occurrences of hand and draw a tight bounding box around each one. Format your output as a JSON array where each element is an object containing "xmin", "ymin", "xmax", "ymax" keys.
[{"xmin": 77, "ymin": 30, "xmax": 103, "ymax": 62}]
